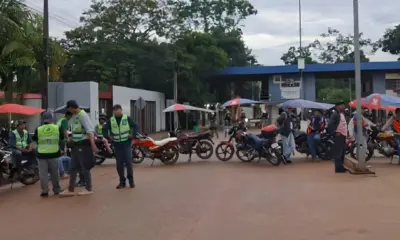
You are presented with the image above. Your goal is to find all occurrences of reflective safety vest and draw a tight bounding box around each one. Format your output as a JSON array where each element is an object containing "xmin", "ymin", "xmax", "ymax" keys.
[
  {"xmin": 110, "ymin": 115, "xmax": 130, "ymax": 142},
  {"xmin": 393, "ymin": 119, "xmax": 400, "ymax": 133},
  {"xmin": 37, "ymin": 124, "xmax": 60, "ymax": 154},
  {"xmin": 96, "ymin": 124, "xmax": 103, "ymax": 136},
  {"xmin": 307, "ymin": 117, "xmax": 326, "ymax": 134},
  {"xmin": 13, "ymin": 129, "xmax": 28, "ymax": 148},
  {"xmin": 57, "ymin": 117, "xmax": 66, "ymax": 127},
  {"xmin": 71, "ymin": 110, "xmax": 88, "ymax": 142}
]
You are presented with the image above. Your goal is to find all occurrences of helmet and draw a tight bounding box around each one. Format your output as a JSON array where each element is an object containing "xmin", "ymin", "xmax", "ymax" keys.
[{"xmin": 99, "ymin": 114, "xmax": 107, "ymax": 121}]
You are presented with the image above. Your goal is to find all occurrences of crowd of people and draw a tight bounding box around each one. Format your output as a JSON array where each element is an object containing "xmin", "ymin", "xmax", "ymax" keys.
[{"xmin": 8, "ymin": 100, "xmax": 137, "ymax": 197}]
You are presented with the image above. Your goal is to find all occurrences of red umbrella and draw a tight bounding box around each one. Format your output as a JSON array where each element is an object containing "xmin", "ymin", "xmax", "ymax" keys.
[
  {"xmin": 0, "ymin": 103, "xmax": 44, "ymax": 115},
  {"xmin": 349, "ymin": 98, "xmax": 396, "ymax": 111},
  {"xmin": 348, "ymin": 98, "xmax": 365, "ymax": 108}
]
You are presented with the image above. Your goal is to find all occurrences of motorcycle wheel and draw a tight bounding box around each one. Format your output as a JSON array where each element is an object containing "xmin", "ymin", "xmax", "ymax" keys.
[
  {"xmin": 162, "ymin": 147, "xmax": 179, "ymax": 165},
  {"xmin": 266, "ymin": 148, "xmax": 282, "ymax": 166},
  {"xmin": 236, "ymin": 148, "xmax": 255, "ymax": 162},
  {"xmin": 132, "ymin": 146, "xmax": 145, "ymax": 164},
  {"xmin": 349, "ymin": 145, "xmax": 374, "ymax": 162},
  {"xmin": 196, "ymin": 140, "xmax": 214, "ymax": 159},
  {"xmin": 20, "ymin": 166, "xmax": 39, "ymax": 186},
  {"xmin": 215, "ymin": 143, "xmax": 235, "ymax": 161}
]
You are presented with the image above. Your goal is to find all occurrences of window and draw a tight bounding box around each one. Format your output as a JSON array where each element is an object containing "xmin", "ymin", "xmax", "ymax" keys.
[{"xmin": 273, "ymin": 75, "xmax": 282, "ymax": 84}]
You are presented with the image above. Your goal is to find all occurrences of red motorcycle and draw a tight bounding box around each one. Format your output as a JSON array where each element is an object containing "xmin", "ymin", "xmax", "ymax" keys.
[{"xmin": 132, "ymin": 133, "xmax": 179, "ymax": 165}]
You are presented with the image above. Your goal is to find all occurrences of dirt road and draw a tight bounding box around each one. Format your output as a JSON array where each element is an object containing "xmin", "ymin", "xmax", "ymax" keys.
[{"xmin": 1, "ymin": 154, "xmax": 400, "ymax": 240}]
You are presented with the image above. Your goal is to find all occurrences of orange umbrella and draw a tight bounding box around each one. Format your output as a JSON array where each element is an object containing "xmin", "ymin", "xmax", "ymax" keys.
[
  {"xmin": 0, "ymin": 103, "xmax": 44, "ymax": 115},
  {"xmin": 348, "ymin": 99, "xmax": 395, "ymax": 111}
]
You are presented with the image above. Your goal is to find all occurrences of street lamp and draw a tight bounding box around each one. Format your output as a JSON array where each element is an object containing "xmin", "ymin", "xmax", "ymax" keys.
[{"xmin": 353, "ymin": 0, "xmax": 366, "ymax": 169}]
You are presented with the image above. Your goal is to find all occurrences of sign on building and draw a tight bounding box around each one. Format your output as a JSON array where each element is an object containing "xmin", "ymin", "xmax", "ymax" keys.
[{"xmin": 135, "ymin": 97, "xmax": 146, "ymax": 110}]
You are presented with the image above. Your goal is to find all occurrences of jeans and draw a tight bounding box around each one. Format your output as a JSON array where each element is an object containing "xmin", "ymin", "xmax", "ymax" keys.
[
  {"xmin": 114, "ymin": 141, "xmax": 133, "ymax": 184},
  {"xmin": 247, "ymin": 134, "xmax": 263, "ymax": 151},
  {"xmin": 307, "ymin": 133, "xmax": 320, "ymax": 159},
  {"xmin": 11, "ymin": 149, "xmax": 36, "ymax": 174},
  {"xmin": 59, "ymin": 156, "xmax": 71, "ymax": 176},
  {"xmin": 395, "ymin": 135, "xmax": 400, "ymax": 163},
  {"xmin": 281, "ymin": 133, "xmax": 295, "ymax": 161},
  {"xmin": 38, "ymin": 158, "xmax": 61, "ymax": 194},
  {"xmin": 68, "ymin": 144, "xmax": 94, "ymax": 192}
]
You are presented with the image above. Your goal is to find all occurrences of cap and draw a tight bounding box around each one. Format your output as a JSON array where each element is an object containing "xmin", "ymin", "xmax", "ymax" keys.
[
  {"xmin": 99, "ymin": 114, "xmax": 107, "ymax": 120},
  {"xmin": 15, "ymin": 120, "xmax": 26, "ymax": 126},
  {"xmin": 42, "ymin": 111, "xmax": 54, "ymax": 122},
  {"xmin": 66, "ymin": 100, "xmax": 79, "ymax": 109},
  {"xmin": 113, "ymin": 104, "xmax": 122, "ymax": 110}
]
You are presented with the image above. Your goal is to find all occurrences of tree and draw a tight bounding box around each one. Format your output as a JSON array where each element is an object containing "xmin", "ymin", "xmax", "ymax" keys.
[
  {"xmin": 172, "ymin": 0, "xmax": 257, "ymax": 33},
  {"xmin": 280, "ymin": 46, "xmax": 317, "ymax": 65},
  {"xmin": 63, "ymin": 0, "xmax": 176, "ymax": 49},
  {"xmin": 310, "ymin": 28, "xmax": 373, "ymax": 63},
  {"xmin": 379, "ymin": 24, "xmax": 400, "ymax": 60},
  {"xmin": 317, "ymin": 87, "xmax": 352, "ymax": 104},
  {"xmin": 281, "ymin": 28, "xmax": 375, "ymax": 65}
]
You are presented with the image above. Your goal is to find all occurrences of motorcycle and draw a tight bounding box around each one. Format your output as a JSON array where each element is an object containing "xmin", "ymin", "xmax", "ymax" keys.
[
  {"xmin": 169, "ymin": 128, "xmax": 214, "ymax": 161},
  {"xmin": 215, "ymin": 120, "xmax": 248, "ymax": 161},
  {"xmin": 280, "ymin": 129, "xmax": 334, "ymax": 160},
  {"xmin": 94, "ymin": 137, "xmax": 115, "ymax": 165},
  {"xmin": 348, "ymin": 128, "xmax": 375, "ymax": 162},
  {"xmin": 236, "ymin": 124, "xmax": 284, "ymax": 166},
  {"xmin": 355, "ymin": 126, "xmax": 398, "ymax": 163},
  {"xmin": 0, "ymin": 147, "xmax": 40, "ymax": 186},
  {"xmin": 132, "ymin": 133, "xmax": 179, "ymax": 165}
]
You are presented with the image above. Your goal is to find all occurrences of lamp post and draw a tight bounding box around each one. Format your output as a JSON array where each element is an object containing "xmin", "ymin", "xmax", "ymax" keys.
[{"xmin": 353, "ymin": 0, "xmax": 366, "ymax": 169}]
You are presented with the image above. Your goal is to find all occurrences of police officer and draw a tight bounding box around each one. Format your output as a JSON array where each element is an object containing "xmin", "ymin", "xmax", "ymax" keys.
[
  {"xmin": 57, "ymin": 111, "xmax": 72, "ymax": 138},
  {"xmin": 104, "ymin": 104, "xmax": 136, "ymax": 189},
  {"xmin": 32, "ymin": 111, "xmax": 64, "ymax": 197},
  {"xmin": 9, "ymin": 120, "xmax": 36, "ymax": 180},
  {"xmin": 60, "ymin": 100, "xmax": 97, "ymax": 197}
]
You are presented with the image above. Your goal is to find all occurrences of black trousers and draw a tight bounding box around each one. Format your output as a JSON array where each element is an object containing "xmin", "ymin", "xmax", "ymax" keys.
[{"xmin": 332, "ymin": 134, "xmax": 346, "ymax": 172}]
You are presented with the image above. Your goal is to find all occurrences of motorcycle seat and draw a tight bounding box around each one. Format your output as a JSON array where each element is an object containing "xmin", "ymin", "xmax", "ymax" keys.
[
  {"xmin": 188, "ymin": 131, "xmax": 211, "ymax": 139},
  {"xmin": 154, "ymin": 137, "xmax": 177, "ymax": 146}
]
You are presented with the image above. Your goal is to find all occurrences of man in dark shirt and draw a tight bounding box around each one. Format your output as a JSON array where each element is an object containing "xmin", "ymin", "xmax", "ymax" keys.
[
  {"xmin": 104, "ymin": 104, "xmax": 137, "ymax": 189},
  {"xmin": 9, "ymin": 120, "xmax": 36, "ymax": 179},
  {"xmin": 276, "ymin": 107, "xmax": 295, "ymax": 164}
]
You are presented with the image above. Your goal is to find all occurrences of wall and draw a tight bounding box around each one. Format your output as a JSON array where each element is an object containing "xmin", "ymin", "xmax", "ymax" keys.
[
  {"xmin": 48, "ymin": 82, "xmax": 99, "ymax": 121},
  {"xmin": 268, "ymin": 73, "xmax": 316, "ymax": 102},
  {"xmin": 112, "ymin": 86, "xmax": 165, "ymax": 131},
  {"xmin": 372, "ymin": 72, "xmax": 386, "ymax": 94},
  {"xmin": 24, "ymin": 99, "xmax": 41, "ymax": 133}
]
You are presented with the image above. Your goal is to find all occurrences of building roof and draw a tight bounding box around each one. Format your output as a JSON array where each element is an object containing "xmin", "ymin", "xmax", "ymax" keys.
[{"xmin": 222, "ymin": 61, "xmax": 400, "ymax": 75}]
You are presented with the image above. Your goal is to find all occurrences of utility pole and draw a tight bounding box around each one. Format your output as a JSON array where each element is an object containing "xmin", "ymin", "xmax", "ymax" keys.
[
  {"xmin": 353, "ymin": 0, "xmax": 365, "ymax": 169},
  {"xmin": 42, "ymin": 0, "xmax": 50, "ymax": 109},
  {"xmin": 173, "ymin": 62, "xmax": 178, "ymax": 129}
]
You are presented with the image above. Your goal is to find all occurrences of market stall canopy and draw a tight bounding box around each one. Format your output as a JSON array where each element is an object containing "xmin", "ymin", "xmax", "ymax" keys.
[
  {"xmin": 0, "ymin": 103, "xmax": 44, "ymax": 115},
  {"xmin": 54, "ymin": 105, "xmax": 90, "ymax": 114},
  {"xmin": 279, "ymin": 99, "xmax": 334, "ymax": 109},
  {"xmin": 364, "ymin": 93, "xmax": 400, "ymax": 109},
  {"xmin": 163, "ymin": 104, "xmax": 214, "ymax": 113},
  {"xmin": 222, "ymin": 98, "xmax": 259, "ymax": 107}
]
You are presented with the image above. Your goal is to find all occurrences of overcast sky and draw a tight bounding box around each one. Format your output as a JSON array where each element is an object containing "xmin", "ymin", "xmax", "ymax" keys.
[{"xmin": 26, "ymin": 0, "xmax": 399, "ymax": 65}]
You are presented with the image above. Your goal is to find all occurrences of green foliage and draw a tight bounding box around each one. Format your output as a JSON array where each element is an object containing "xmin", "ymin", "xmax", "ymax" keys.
[
  {"xmin": 378, "ymin": 24, "xmax": 400, "ymax": 60},
  {"xmin": 281, "ymin": 28, "xmax": 375, "ymax": 65},
  {"xmin": 317, "ymin": 87, "xmax": 352, "ymax": 104},
  {"xmin": 0, "ymin": 0, "xmax": 67, "ymax": 101},
  {"xmin": 61, "ymin": 0, "xmax": 257, "ymax": 105}
]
